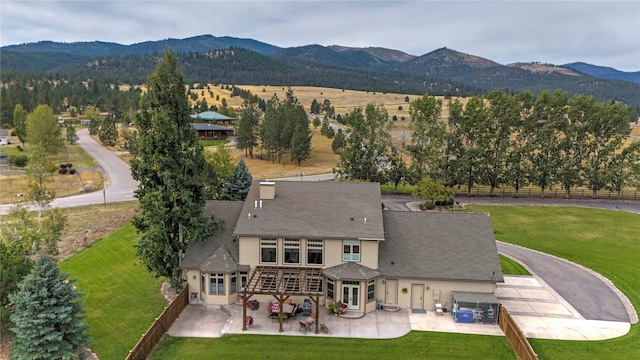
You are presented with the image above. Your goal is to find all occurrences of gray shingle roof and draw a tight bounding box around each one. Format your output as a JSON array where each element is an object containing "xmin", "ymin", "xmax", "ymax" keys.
[
  {"xmin": 181, "ymin": 201, "xmax": 245, "ymax": 272},
  {"xmin": 379, "ymin": 211, "xmax": 504, "ymax": 282},
  {"xmin": 190, "ymin": 111, "xmax": 235, "ymax": 121},
  {"xmin": 233, "ymin": 181, "xmax": 385, "ymax": 240},
  {"xmin": 323, "ymin": 262, "xmax": 381, "ymax": 281}
]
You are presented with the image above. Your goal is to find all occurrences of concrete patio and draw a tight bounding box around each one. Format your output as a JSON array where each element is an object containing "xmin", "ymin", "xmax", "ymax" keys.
[{"xmin": 168, "ymin": 275, "xmax": 631, "ymax": 341}]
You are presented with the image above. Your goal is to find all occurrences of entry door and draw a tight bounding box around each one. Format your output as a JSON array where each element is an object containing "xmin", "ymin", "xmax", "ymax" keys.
[
  {"xmin": 385, "ymin": 279, "xmax": 398, "ymax": 305},
  {"xmin": 342, "ymin": 283, "xmax": 360, "ymax": 310},
  {"xmin": 411, "ymin": 284, "xmax": 424, "ymax": 310}
]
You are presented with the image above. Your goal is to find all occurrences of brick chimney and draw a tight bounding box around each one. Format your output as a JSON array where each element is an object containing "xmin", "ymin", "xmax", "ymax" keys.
[{"xmin": 259, "ymin": 181, "xmax": 276, "ymax": 200}]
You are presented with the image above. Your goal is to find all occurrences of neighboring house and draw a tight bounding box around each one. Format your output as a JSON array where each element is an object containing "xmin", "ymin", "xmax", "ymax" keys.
[
  {"xmin": 191, "ymin": 123, "xmax": 234, "ymax": 140},
  {"xmin": 182, "ymin": 181, "xmax": 503, "ymax": 324},
  {"xmin": 0, "ymin": 129, "xmax": 8, "ymax": 145},
  {"xmin": 190, "ymin": 111, "xmax": 236, "ymax": 126}
]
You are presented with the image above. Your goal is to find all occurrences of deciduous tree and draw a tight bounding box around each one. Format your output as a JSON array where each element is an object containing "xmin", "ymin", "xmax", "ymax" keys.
[
  {"xmin": 13, "ymin": 104, "xmax": 27, "ymax": 147},
  {"xmin": 26, "ymin": 104, "xmax": 63, "ymax": 154},
  {"xmin": 407, "ymin": 93, "xmax": 444, "ymax": 183},
  {"xmin": 235, "ymin": 97, "xmax": 261, "ymax": 159}
]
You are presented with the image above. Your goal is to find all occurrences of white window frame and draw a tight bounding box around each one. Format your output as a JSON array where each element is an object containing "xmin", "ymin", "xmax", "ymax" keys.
[
  {"xmin": 343, "ymin": 240, "xmax": 361, "ymax": 261},
  {"xmin": 260, "ymin": 238, "xmax": 277, "ymax": 264},
  {"xmin": 209, "ymin": 273, "xmax": 224, "ymax": 295},
  {"xmin": 283, "ymin": 238, "xmax": 300, "ymax": 264},
  {"xmin": 306, "ymin": 239, "xmax": 324, "ymax": 265}
]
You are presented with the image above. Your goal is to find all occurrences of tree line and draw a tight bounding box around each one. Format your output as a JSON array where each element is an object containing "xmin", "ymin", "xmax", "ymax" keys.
[{"xmin": 332, "ymin": 90, "xmax": 640, "ymax": 199}]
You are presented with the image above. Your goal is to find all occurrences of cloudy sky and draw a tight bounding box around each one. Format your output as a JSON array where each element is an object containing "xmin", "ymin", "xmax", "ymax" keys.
[{"xmin": 1, "ymin": 0, "xmax": 638, "ymax": 71}]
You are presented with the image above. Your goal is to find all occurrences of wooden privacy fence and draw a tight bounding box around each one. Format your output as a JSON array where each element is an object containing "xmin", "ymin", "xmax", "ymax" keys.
[
  {"xmin": 498, "ymin": 305, "xmax": 538, "ymax": 360},
  {"xmin": 126, "ymin": 284, "xmax": 190, "ymax": 360},
  {"xmin": 456, "ymin": 186, "xmax": 639, "ymax": 200}
]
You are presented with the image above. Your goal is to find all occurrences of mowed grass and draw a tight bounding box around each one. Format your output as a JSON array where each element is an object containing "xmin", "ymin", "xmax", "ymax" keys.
[
  {"xmin": 60, "ymin": 223, "xmax": 167, "ymax": 360},
  {"xmin": 150, "ymin": 331, "xmax": 516, "ymax": 360},
  {"xmin": 499, "ymin": 255, "xmax": 531, "ymax": 276},
  {"xmin": 465, "ymin": 205, "xmax": 640, "ymax": 359}
]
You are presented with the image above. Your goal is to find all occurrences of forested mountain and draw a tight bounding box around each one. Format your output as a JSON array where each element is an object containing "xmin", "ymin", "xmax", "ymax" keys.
[
  {"xmin": 2, "ymin": 35, "xmax": 640, "ymax": 107},
  {"xmin": 563, "ymin": 62, "xmax": 640, "ymax": 84}
]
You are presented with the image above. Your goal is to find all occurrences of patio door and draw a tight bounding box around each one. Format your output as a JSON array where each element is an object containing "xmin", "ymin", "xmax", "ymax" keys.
[{"xmin": 342, "ymin": 281, "xmax": 360, "ymax": 310}]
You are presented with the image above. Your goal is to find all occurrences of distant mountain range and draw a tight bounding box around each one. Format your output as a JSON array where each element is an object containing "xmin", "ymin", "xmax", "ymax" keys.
[{"xmin": 2, "ymin": 34, "xmax": 639, "ymax": 106}]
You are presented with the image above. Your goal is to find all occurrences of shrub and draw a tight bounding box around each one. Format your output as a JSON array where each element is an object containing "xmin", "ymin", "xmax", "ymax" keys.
[
  {"xmin": 60, "ymin": 164, "xmax": 68, "ymax": 169},
  {"xmin": 58, "ymin": 168, "xmax": 68, "ymax": 174},
  {"xmin": 16, "ymin": 145, "xmax": 23, "ymax": 151},
  {"xmin": 10, "ymin": 130, "xmax": 16, "ymax": 136},
  {"xmin": 69, "ymin": 169, "xmax": 76, "ymax": 175},
  {"xmin": 8, "ymin": 154, "xmax": 28, "ymax": 167}
]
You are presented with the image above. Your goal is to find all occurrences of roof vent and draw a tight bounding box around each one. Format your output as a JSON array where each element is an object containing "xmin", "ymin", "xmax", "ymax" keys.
[{"xmin": 364, "ymin": 217, "xmax": 368, "ymax": 224}]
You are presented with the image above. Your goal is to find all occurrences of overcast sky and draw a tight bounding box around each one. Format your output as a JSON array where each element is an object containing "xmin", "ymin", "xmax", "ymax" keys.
[{"xmin": 1, "ymin": 1, "xmax": 639, "ymax": 71}]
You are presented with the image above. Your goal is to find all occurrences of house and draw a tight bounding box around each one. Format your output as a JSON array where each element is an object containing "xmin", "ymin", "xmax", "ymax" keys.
[
  {"xmin": 182, "ymin": 181, "xmax": 503, "ymax": 329},
  {"xmin": 0, "ymin": 129, "xmax": 8, "ymax": 145},
  {"xmin": 190, "ymin": 111, "xmax": 236, "ymax": 126},
  {"xmin": 191, "ymin": 123, "xmax": 234, "ymax": 140}
]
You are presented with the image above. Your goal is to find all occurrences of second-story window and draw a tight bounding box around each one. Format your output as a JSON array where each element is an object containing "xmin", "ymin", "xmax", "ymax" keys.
[
  {"xmin": 307, "ymin": 239, "xmax": 324, "ymax": 265},
  {"xmin": 261, "ymin": 238, "xmax": 277, "ymax": 263},
  {"xmin": 343, "ymin": 240, "xmax": 360, "ymax": 261},
  {"xmin": 284, "ymin": 238, "xmax": 300, "ymax": 264}
]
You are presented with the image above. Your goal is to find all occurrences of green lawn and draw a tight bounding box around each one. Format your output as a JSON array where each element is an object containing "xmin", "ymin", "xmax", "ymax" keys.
[
  {"xmin": 60, "ymin": 223, "xmax": 167, "ymax": 360},
  {"xmin": 499, "ymin": 254, "xmax": 531, "ymax": 276},
  {"xmin": 466, "ymin": 205, "xmax": 640, "ymax": 359},
  {"xmin": 150, "ymin": 331, "xmax": 516, "ymax": 360},
  {"xmin": 199, "ymin": 139, "xmax": 229, "ymax": 147}
]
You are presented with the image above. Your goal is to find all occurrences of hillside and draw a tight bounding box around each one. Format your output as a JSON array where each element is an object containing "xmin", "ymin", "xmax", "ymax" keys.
[
  {"xmin": 2, "ymin": 35, "xmax": 640, "ymax": 106},
  {"xmin": 563, "ymin": 62, "xmax": 640, "ymax": 84}
]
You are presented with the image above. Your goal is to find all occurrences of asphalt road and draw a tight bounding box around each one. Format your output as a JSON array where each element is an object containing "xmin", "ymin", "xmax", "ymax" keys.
[{"xmin": 0, "ymin": 129, "xmax": 137, "ymax": 215}]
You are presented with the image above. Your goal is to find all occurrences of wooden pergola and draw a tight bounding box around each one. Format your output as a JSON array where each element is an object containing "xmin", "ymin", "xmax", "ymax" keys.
[{"xmin": 242, "ymin": 266, "xmax": 324, "ymax": 333}]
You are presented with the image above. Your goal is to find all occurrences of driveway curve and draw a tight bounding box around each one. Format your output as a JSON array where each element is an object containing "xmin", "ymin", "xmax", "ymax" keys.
[
  {"xmin": 497, "ymin": 242, "xmax": 634, "ymax": 323},
  {"xmin": 0, "ymin": 129, "xmax": 137, "ymax": 215}
]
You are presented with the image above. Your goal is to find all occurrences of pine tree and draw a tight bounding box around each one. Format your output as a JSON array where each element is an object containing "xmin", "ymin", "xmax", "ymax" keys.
[
  {"xmin": 290, "ymin": 117, "xmax": 312, "ymax": 166},
  {"xmin": 130, "ymin": 49, "xmax": 213, "ymax": 290},
  {"xmin": 222, "ymin": 158, "xmax": 253, "ymax": 201},
  {"xmin": 9, "ymin": 256, "xmax": 89, "ymax": 360}
]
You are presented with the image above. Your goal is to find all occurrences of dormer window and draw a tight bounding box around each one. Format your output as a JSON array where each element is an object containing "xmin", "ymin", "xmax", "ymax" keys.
[{"xmin": 343, "ymin": 240, "xmax": 360, "ymax": 261}]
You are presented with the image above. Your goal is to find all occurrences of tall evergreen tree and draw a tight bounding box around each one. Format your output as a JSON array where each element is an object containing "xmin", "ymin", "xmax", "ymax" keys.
[
  {"xmin": 9, "ymin": 256, "xmax": 89, "ymax": 360},
  {"xmin": 13, "ymin": 104, "xmax": 27, "ymax": 147},
  {"xmin": 290, "ymin": 118, "xmax": 312, "ymax": 165},
  {"xmin": 222, "ymin": 158, "xmax": 253, "ymax": 201},
  {"xmin": 130, "ymin": 49, "xmax": 213, "ymax": 290},
  {"xmin": 331, "ymin": 128, "xmax": 347, "ymax": 154},
  {"xmin": 235, "ymin": 97, "xmax": 261, "ymax": 159}
]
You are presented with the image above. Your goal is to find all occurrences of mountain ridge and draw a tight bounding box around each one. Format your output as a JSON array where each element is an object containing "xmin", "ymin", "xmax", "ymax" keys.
[{"xmin": 2, "ymin": 35, "xmax": 639, "ymax": 107}]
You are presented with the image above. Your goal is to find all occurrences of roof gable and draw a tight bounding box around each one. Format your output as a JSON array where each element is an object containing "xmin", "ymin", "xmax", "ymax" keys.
[
  {"xmin": 380, "ymin": 211, "xmax": 503, "ymax": 282},
  {"xmin": 233, "ymin": 181, "xmax": 385, "ymax": 240},
  {"xmin": 181, "ymin": 201, "xmax": 244, "ymax": 271}
]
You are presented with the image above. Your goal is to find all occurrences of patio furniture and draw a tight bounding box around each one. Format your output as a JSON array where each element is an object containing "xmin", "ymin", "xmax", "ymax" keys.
[
  {"xmin": 299, "ymin": 318, "xmax": 314, "ymax": 333},
  {"xmin": 435, "ymin": 303, "xmax": 444, "ymax": 316},
  {"xmin": 284, "ymin": 303, "xmax": 298, "ymax": 319},
  {"xmin": 301, "ymin": 298, "xmax": 312, "ymax": 316}
]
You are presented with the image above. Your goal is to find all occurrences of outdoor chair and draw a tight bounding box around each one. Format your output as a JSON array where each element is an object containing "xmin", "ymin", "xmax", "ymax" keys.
[
  {"xmin": 299, "ymin": 309, "xmax": 317, "ymax": 334},
  {"xmin": 435, "ymin": 303, "xmax": 444, "ymax": 316}
]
